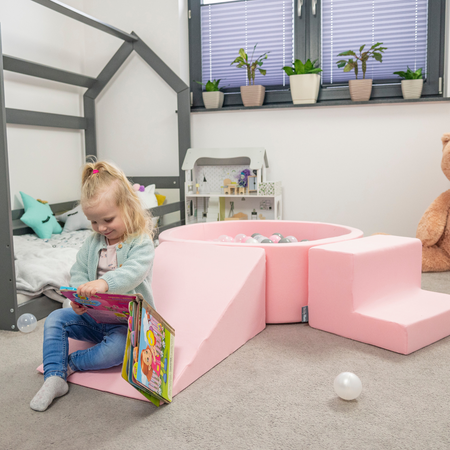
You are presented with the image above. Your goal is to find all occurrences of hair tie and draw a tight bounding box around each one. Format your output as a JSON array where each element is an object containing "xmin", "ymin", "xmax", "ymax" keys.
[{"xmin": 92, "ymin": 169, "xmax": 99, "ymax": 174}]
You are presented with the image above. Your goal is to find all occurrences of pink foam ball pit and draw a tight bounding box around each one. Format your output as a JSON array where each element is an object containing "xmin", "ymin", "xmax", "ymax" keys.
[{"xmin": 159, "ymin": 221, "xmax": 363, "ymax": 323}]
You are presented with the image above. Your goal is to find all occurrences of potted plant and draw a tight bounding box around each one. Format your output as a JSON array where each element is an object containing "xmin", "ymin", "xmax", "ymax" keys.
[
  {"xmin": 195, "ymin": 79, "xmax": 225, "ymax": 109},
  {"xmin": 231, "ymin": 44, "xmax": 269, "ymax": 107},
  {"xmin": 393, "ymin": 67, "xmax": 424, "ymax": 100},
  {"xmin": 336, "ymin": 42, "xmax": 387, "ymax": 101},
  {"xmin": 282, "ymin": 59, "xmax": 323, "ymax": 104}
]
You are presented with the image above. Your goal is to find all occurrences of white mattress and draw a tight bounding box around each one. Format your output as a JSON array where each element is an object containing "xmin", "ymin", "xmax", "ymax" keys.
[{"xmin": 14, "ymin": 229, "xmax": 92, "ymax": 302}]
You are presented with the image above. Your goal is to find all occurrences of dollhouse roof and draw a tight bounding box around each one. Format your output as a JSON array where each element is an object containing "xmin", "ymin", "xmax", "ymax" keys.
[{"xmin": 182, "ymin": 148, "xmax": 269, "ymax": 171}]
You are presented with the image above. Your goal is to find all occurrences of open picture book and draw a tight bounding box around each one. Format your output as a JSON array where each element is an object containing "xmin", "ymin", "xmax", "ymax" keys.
[{"xmin": 60, "ymin": 288, "xmax": 175, "ymax": 406}]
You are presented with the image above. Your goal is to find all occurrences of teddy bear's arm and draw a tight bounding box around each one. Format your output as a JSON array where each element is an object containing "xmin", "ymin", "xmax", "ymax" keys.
[{"xmin": 416, "ymin": 189, "xmax": 450, "ymax": 246}]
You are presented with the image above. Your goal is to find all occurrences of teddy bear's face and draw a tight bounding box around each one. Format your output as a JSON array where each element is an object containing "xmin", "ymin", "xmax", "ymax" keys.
[{"xmin": 441, "ymin": 133, "xmax": 450, "ymax": 181}]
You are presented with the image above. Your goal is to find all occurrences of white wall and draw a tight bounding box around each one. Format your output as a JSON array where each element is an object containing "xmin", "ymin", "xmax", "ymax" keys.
[
  {"xmin": 1, "ymin": 0, "xmax": 86, "ymax": 209},
  {"xmin": 3, "ymin": 0, "xmax": 450, "ymax": 237}
]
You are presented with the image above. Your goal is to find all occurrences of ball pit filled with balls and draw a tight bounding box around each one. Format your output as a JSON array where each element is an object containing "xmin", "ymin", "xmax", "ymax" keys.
[{"xmin": 159, "ymin": 220, "xmax": 363, "ymax": 323}]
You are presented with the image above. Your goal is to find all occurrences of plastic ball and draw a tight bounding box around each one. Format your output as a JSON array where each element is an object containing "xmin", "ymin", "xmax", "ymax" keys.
[
  {"xmin": 132, "ymin": 183, "xmax": 140, "ymax": 191},
  {"xmin": 286, "ymin": 236, "xmax": 298, "ymax": 243},
  {"xmin": 301, "ymin": 239, "xmax": 309, "ymax": 242},
  {"xmin": 239, "ymin": 235, "xmax": 249, "ymax": 243},
  {"xmin": 254, "ymin": 235, "xmax": 268, "ymax": 243},
  {"xmin": 272, "ymin": 233, "xmax": 283, "ymax": 238},
  {"xmin": 219, "ymin": 235, "xmax": 234, "ymax": 242},
  {"xmin": 245, "ymin": 237, "xmax": 258, "ymax": 244},
  {"xmin": 234, "ymin": 234, "xmax": 246, "ymax": 242},
  {"xmin": 333, "ymin": 372, "xmax": 362, "ymax": 400},
  {"xmin": 17, "ymin": 313, "xmax": 37, "ymax": 333},
  {"xmin": 251, "ymin": 233, "xmax": 262, "ymax": 238},
  {"xmin": 279, "ymin": 237, "xmax": 292, "ymax": 244},
  {"xmin": 261, "ymin": 239, "xmax": 274, "ymax": 243},
  {"xmin": 269, "ymin": 235, "xmax": 281, "ymax": 243}
]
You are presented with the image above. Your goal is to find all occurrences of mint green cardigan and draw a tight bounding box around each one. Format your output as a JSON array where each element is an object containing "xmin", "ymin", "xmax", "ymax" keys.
[{"xmin": 70, "ymin": 232, "xmax": 155, "ymax": 309}]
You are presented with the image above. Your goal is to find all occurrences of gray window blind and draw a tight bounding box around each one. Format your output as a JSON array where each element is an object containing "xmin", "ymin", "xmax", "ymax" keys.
[
  {"xmin": 321, "ymin": 0, "xmax": 428, "ymax": 85},
  {"xmin": 200, "ymin": 0, "xmax": 294, "ymax": 89}
]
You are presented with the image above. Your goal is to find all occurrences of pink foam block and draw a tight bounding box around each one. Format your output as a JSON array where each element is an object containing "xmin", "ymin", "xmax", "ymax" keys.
[
  {"xmin": 308, "ymin": 235, "xmax": 450, "ymax": 354},
  {"xmin": 38, "ymin": 241, "xmax": 266, "ymax": 401},
  {"xmin": 159, "ymin": 221, "xmax": 363, "ymax": 323}
]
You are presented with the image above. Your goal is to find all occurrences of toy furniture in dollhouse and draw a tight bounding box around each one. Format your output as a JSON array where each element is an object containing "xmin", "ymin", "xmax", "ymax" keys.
[{"xmin": 182, "ymin": 148, "xmax": 282, "ymax": 224}]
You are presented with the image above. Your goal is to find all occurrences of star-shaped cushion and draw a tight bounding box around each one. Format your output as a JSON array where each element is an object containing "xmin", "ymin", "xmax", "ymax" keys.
[{"xmin": 20, "ymin": 191, "xmax": 62, "ymax": 239}]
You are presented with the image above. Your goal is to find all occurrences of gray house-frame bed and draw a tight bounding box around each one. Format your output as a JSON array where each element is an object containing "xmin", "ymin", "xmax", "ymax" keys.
[{"xmin": 0, "ymin": 0, "xmax": 190, "ymax": 331}]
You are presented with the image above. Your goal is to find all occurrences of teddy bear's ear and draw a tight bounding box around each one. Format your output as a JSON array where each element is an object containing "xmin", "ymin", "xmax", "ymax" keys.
[{"xmin": 441, "ymin": 133, "xmax": 450, "ymax": 147}]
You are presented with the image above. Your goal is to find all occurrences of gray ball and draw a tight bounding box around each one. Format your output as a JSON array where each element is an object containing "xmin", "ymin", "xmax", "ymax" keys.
[
  {"xmin": 279, "ymin": 238, "xmax": 292, "ymax": 243},
  {"xmin": 251, "ymin": 233, "xmax": 262, "ymax": 238},
  {"xmin": 261, "ymin": 239, "xmax": 274, "ymax": 243},
  {"xmin": 272, "ymin": 233, "xmax": 283, "ymax": 238}
]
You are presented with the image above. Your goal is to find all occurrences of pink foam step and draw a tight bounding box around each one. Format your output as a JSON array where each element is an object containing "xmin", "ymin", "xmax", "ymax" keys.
[
  {"xmin": 308, "ymin": 235, "xmax": 450, "ymax": 354},
  {"xmin": 38, "ymin": 241, "xmax": 266, "ymax": 401}
]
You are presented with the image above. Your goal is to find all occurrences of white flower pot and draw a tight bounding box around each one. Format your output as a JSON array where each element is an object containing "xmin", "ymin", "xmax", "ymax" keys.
[
  {"xmin": 202, "ymin": 91, "xmax": 224, "ymax": 109},
  {"xmin": 289, "ymin": 74, "xmax": 321, "ymax": 104},
  {"xmin": 401, "ymin": 79, "xmax": 423, "ymax": 99}
]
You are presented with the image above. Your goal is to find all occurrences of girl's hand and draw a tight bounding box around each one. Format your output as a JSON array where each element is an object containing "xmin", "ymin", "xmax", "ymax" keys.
[
  {"xmin": 71, "ymin": 302, "xmax": 88, "ymax": 315},
  {"xmin": 77, "ymin": 279, "xmax": 109, "ymax": 298}
]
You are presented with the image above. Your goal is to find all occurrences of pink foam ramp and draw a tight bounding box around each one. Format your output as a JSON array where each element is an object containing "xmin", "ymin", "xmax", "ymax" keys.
[
  {"xmin": 308, "ymin": 235, "xmax": 450, "ymax": 354},
  {"xmin": 153, "ymin": 242, "xmax": 266, "ymax": 395},
  {"xmin": 38, "ymin": 241, "xmax": 266, "ymax": 401}
]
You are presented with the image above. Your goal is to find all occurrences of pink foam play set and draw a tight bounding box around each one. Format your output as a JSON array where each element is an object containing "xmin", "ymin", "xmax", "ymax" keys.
[{"xmin": 40, "ymin": 221, "xmax": 450, "ymax": 403}]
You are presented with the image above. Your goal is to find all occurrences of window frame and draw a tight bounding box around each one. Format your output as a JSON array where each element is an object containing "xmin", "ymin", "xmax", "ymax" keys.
[{"xmin": 188, "ymin": 0, "xmax": 446, "ymax": 109}]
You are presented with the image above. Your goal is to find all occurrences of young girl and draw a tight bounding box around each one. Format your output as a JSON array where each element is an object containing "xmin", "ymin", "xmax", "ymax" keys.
[{"xmin": 30, "ymin": 160, "xmax": 155, "ymax": 412}]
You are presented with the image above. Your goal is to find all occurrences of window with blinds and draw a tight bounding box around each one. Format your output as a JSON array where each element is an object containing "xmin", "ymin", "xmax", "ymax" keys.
[
  {"xmin": 321, "ymin": 0, "xmax": 429, "ymax": 85},
  {"xmin": 200, "ymin": 0, "xmax": 294, "ymax": 89}
]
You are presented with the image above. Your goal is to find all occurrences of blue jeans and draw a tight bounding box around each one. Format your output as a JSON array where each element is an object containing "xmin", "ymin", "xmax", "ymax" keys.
[{"xmin": 43, "ymin": 308, "xmax": 127, "ymax": 381}]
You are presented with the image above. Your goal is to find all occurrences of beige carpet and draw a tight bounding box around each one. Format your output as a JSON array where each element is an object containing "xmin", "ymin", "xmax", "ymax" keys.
[{"xmin": 2, "ymin": 272, "xmax": 450, "ymax": 450}]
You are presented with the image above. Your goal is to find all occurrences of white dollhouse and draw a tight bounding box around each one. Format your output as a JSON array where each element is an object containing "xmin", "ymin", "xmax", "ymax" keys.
[{"xmin": 181, "ymin": 148, "xmax": 282, "ymax": 224}]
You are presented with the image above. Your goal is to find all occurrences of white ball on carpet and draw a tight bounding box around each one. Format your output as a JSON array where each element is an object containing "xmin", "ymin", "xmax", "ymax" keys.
[
  {"xmin": 333, "ymin": 372, "xmax": 362, "ymax": 400},
  {"xmin": 17, "ymin": 313, "xmax": 37, "ymax": 333}
]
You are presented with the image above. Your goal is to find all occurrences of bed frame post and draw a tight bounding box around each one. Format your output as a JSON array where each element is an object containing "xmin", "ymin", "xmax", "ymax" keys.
[
  {"xmin": 0, "ymin": 27, "xmax": 19, "ymax": 331},
  {"xmin": 177, "ymin": 88, "xmax": 190, "ymax": 222},
  {"xmin": 83, "ymin": 96, "xmax": 97, "ymax": 158}
]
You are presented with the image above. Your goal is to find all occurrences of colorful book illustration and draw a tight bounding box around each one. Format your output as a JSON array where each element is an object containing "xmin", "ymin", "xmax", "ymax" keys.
[
  {"xmin": 60, "ymin": 287, "xmax": 132, "ymax": 325},
  {"xmin": 122, "ymin": 295, "xmax": 175, "ymax": 406}
]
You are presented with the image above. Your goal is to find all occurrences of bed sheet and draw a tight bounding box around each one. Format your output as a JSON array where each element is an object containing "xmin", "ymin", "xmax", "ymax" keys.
[{"xmin": 13, "ymin": 230, "xmax": 92, "ymax": 302}]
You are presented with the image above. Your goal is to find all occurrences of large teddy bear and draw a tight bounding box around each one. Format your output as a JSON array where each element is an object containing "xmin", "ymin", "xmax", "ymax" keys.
[{"xmin": 416, "ymin": 133, "xmax": 450, "ymax": 272}]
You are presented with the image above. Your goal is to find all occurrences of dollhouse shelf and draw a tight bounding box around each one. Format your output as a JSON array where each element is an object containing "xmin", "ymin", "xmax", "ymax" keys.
[
  {"xmin": 186, "ymin": 194, "xmax": 275, "ymax": 198},
  {"xmin": 182, "ymin": 147, "xmax": 282, "ymax": 223}
]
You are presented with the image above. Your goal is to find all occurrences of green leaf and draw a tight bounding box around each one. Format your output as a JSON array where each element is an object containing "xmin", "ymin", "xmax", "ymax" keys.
[
  {"xmin": 373, "ymin": 52, "xmax": 383, "ymax": 62},
  {"xmin": 309, "ymin": 67, "xmax": 323, "ymax": 74},
  {"xmin": 294, "ymin": 59, "xmax": 305, "ymax": 74},
  {"xmin": 343, "ymin": 63, "xmax": 354, "ymax": 73},
  {"xmin": 370, "ymin": 42, "xmax": 383, "ymax": 50},
  {"xmin": 359, "ymin": 44, "xmax": 365, "ymax": 53},
  {"xmin": 258, "ymin": 68, "xmax": 267, "ymax": 76},
  {"xmin": 239, "ymin": 48, "xmax": 247, "ymax": 61},
  {"xmin": 393, "ymin": 71, "xmax": 407, "ymax": 78},
  {"xmin": 282, "ymin": 66, "xmax": 295, "ymax": 76},
  {"xmin": 304, "ymin": 59, "xmax": 314, "ymax": 72},
  {"xmin": 337, "ymin": 50, "xmax": 356, "ymax": 57},
  {"xmin": 194, "ymin": 80, "xmax": 205, "ymax": 87}
]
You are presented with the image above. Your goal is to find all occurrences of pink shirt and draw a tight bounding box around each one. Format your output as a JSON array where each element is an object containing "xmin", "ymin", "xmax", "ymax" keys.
[{"xmin": 97, "ymin": 241, "xmax": 118, "ymax": 278}]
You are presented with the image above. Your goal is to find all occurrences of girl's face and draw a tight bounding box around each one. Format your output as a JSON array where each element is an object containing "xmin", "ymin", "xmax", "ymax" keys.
[
  {"xmin": 83, "ymin": 190, "xmax": 126, "ymax": 245},
  {"xmin": 142, "ymin": 348, "xmax": 153, "ymax": 365}
]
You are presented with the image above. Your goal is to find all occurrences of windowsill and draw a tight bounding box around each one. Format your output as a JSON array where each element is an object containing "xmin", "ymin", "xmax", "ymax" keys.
[{"xmin": 190, "ymin": 96, "xmax": 450, "ymax": 113}]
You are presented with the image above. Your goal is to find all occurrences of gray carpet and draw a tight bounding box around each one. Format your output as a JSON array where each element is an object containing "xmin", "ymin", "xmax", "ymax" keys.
[{"xmin": 2, "ymin": 272, "xmax": 450, "ymax": 450}]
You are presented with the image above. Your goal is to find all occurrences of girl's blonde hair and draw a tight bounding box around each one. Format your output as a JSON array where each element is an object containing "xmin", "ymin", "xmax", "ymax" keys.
[{"xmin": 80, "ymin": 159, "xmax": 154, "ymax": 241}]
